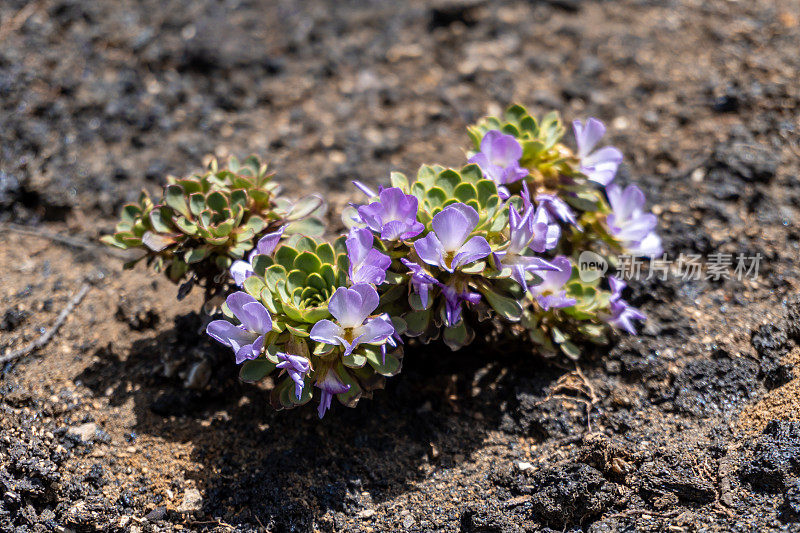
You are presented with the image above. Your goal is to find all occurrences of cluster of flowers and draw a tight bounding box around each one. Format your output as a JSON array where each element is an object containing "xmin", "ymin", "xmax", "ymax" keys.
[{"xmin": 107, "ymin": 106, "xmax": 661, "ymax": 418}]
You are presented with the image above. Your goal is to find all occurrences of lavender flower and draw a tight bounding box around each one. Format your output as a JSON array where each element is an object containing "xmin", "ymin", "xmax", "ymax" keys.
[
  {"xmin": 440, "ymin": 283, "xmax": 481, "ymax": 326},
  {"xmin": 535, "ymin": 193, "xmax": 579, "ymax": 227},
  {"xmin": 469, "ymin": 130, "xmax": 529, "ymax": 189},
  {"xmin": 414, "ymin": 203, "xmax": 491, "ymax": 272},
  {"xmin": 206, "ymin": 292, "xmax": 272, "ymax": 364},
  {"xmin": 357, "ymin": 187, "xmax": 424, "ymax": 240},
  {"xmin": 400, "ymin": 259, "xmax": 481, "ymax": 326},
  {"xmin": 401, "ymin": 258, "xmax": 438, "ymax": 310},
  {"xmin": 352, "ymin": 180, "xmax": 377, "ymax": 198},
  {"xmin": 529, "ymin": 256, "xmax": 577, "ymax": 310},
  {"xmin": 346, "ymin": 227, "xmax": 391, "ymax": 285},
  {"xmin": 573, "ymin": 118, "xmax": 623, "ymax": 186},
  {"xmin": 495, "ymin": 187, "xmax": 559, "ymax": 287},
  {"xmin": 605, "ymin": 184, "xmax": 662, "ymax": 256},
  {"xmin": 276, "ymin": 352, "xmax": 311, "ymax": 400},
  {"xmin": 315, "ymin": 367, "xmax": 351, "ymax": 419},
  {"xmin": 309, "ymin": 284, "xmax": 394, "ymax": 356},
  {"xmin": 603, "ymin": 276, "xmax": 646, "ymax": 334},
  {"xmin": 230, "ymin": 226, "xmax": 285, "ymax": 287}
]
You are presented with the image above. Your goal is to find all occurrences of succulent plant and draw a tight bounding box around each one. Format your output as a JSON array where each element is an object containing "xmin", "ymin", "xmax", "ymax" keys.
[
  {"xmin": 95, "ymin": 105, "xmax": 663, "ymax": 418},
  {"xmin": 210, "ymin": 233, "xmax": 402, "ymax": 416},
  {"xmin": 102, "ymin": 156, "xmax": 325, "ymax": 300}
]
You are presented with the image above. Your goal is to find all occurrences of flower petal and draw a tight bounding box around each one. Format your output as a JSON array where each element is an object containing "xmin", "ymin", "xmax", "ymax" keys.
[
  {"xmin": 353, "ymin": 315, "xmax": 394, "ymax": 346},
  {"xmin": 350, "ymin": 283, "xmax": 380, "ymax": 320},
  {"xmin": 573, "ymin": 118, "xmax": 606, "ymax": 159},
  {"xmin": 206, "ymin": 320, "xmax": 258, "ymax": 351},
  {"xmin": 326, "ymin": 286, "xmax": 365, "ymax": 328},
  {"xmin": 254, "ymin": 226, "xmax": 285, "ymax": 256},
  {"xmin": 230, "ymin": 260, "xmax": 254, "ymax": 287},
  {"xmin": 239, "ymin": 301, "xmax": 272, "ymax": 334},
  {"xmin": 452, "ymin": 236, "xmax": 491, "ymax": 269},
  {"xmin": 431, "ymin": 205, "xmax": 471, "ymax": 252},
  {"xmin": 414, "ymin": 232, "xmax": 446, "ymax": 269},
  {"xmin": 226, "ymin": 292, "xmax": 258, "ymax": 325},
  {"xmin": 309, "ymin": 319, "xmax": 345, "ymax": 345},
  {"xmin": 234, "ymin": 335, "xmax": 264, "ymax": 364},
  {"xmin": 481, "ymin": 130, "xmax": 523, "ymax": 167}
]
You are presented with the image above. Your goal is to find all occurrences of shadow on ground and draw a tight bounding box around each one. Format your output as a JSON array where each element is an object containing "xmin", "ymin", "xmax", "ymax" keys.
[{"xmin": 76, "ymin": 312, "xmax": 582, "ymax": 529}]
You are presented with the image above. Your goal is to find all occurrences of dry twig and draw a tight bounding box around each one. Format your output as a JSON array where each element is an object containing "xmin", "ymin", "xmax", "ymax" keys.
[
  {"xmin": 0, "ymin": 283, "xmax": 91, "ymax": 366},
  {"xmin": 4, "ymin": 223, "xmax": 135, "ymax": 260},
  {"xmin": 0, "ymin": 1, "xmax": 40, "ymax": 42}
]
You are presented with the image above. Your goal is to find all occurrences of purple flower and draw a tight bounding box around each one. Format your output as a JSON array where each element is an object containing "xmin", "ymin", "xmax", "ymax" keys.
[
  {"xmin": 573, "ymin": 118, "xmax": 623, "ymax": 186},
  {"xmin": 315, "ymin": 367, "xmax": 351, "ymax": 419},
  {"xmin": 276, "ymin": 352, "xmax": 311, "ymax": 400},
  {"xmin": 495, "ymin": 186, "xmax": 559, "ymax": 287},
  {"xmin": 381, "ymin": 325, "xmax": 403, "ymax": 364},
  {"xmin": 352, "ymin": 180, "xmax": 378, "ymax": 198},
  {"xmin": 230, "ymin": 226, "xmax": 285, "ymax": 287},
  {"xmin": 414, "ymin": 203, "xmax": 491, "ymax": 272},
  {"xmin": 535, "ymin": 193, "xmax": 579, "ymax": 227},
  {"xmin": 400, "ymin": 258, "xmax": 482, "ymax": 326},
  {"xmin": 206, "ymin": 292, "xmax": 272, "ymax": 364},
  {"xmin": 309, "ymin": 284, "xmax": 394, "ymax": 356},
  {"xmin": 440, "ymin": 283, "xmax": 481, "ymax": 327},
  {"xmin": 357, "ymin": 187, "xmax": 424, "ymax": 241},
  {"xmin": 401, "ymin": 258, "xmax": 438, "ymax": 310},
  {"xmin": 605, "ymin": 184, "xmax": 662, "ymax": 256},
  {"xmin": 529, "ymin": 256, "xmax": 577, "ymax": 310},
  {"xmin": 346, "ymin": 227, "xmax": 391, "ymax": 285},
  {"xmin": 469, "ymin": 130, "xmax": 529, "ymax": 187},
  {"xmin": 603, "ymin": 276, "xmax": 646, "ymax": 334}
]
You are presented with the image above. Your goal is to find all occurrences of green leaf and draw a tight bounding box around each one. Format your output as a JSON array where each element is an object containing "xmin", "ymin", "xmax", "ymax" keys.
[
  {"xmin": 239, "ymin": 359, "xmax": 275, "ymax": 383},
  {"xmin": 478, "ymin": 285, "xmax": 523, "ymax": 321},
  {"xmin": 454, "ymin": 182, "xmax": 478, "ymax": 203},
  {"xmin": 319, "ymin": 264, "xmax": 336, "ymax": 286},
  {"xmin": 306, "ymin": 272, "xmax": 328, "ymax": 292},
  {"xmin": 243, "ymin": 275, "xmax": 266, "ymax": 298},
  {"xmin": 343, "ymin": 351, "xmax": 367, "ymax": 368},
  {"xmin": 100, "ymin": 235, "xmax": 127, "ymax": 249},
  {"xmin": 475, "ymin": 180, "xmax": 497, "ymax": 207},
  {"xmin": 173, "ymin": 216, "xmax": 198, "ymax": 235},
  {"xmin": 206, "ymin": 191, "xmax": 227, "ymax": 212},
  {"xmin": 390, "ymin": 171, "xmax": 409, "ymax": 190},
  {"xmin": 504, "ymin": 104, "xmax": 528, "ymax": 124},
  {"xmin": 560, "ymin": 341, "xmax": 581, "ymax": 360},
  {"xmin": 294, "ymin": 251, "xmax": 322, "ymax": 274},
  {"xmin": 244, "ymin": 216, "xmax": 267, "ymax": 235},
  {"xmin": 252, "ymin": 255, "xmax": 273, "ymax": 277},
  {"xmin": 121, "ymin": 204, "xmax": 141, "ymax": 225},
  {"xmin": 294, "ymin": 236, "xmax": 318, "ymax": 253},
  {"xmin": 149, "ymin": 209, "xmax": 172, "ymax": 233},
  {"xmin": 285, "ymin": 323, "xmax": 310, "ymax": 338},
  {"xmin": 264, "ymin": 264, "xmax": 288, "ymax": 290},
  {"xmin": 184, "ymin": 246, "xmax": 210, "ymax": 264},
  {"xmin": 335, "ymin": 365, "xmax": 363, "ymax": 407},
  {"xmin": 275, "ymin": 246, "xmax": 299, "ymax": 269},
  {"xmin": 165, "ymin": 185, "xmax": 191, "ymax": 218},
  {"xmin": 287, "ymin": 270, "xmax": 307, "ymax": 291},
  {"xmin": 315, "ymin": 243, "xmax": 335, "ymax": 265},
  {"xmin": 443, "ymin": 321, "xmax": 471, "ymax": 351},
  {"xmin": 404, "ymin": 308, "xmax": 432, "ymax": 336},
  {"xmin": 364, "ymin": 346, "xmax": 401, "ymax": 376},
  {"xmin": 460, "ymin": 163, "xmax": 483, "ymax": 184},
  {"xmin": 435, "ymin": 169, "xmax": 461, "ymax": 195},
  {"xmin": 189, "ymin": 193, "xmax": 206, "ymax": 216},
  {"xmin": 287, "ymin": 195, "xmax": 324, "ymax": 221},
  {"xmin": 425, "ymin": 187, "xmax": 447, "ymax": 207}
]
